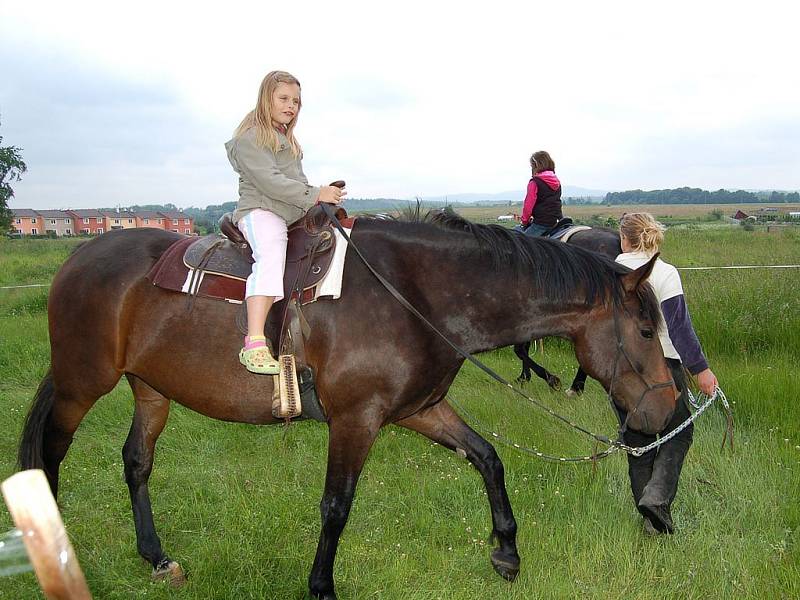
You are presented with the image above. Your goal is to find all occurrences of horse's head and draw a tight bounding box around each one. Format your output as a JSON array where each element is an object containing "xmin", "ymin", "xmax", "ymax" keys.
[{"xmin": 573, "ymin": 256, "xmax": 677, "ymax": 434}]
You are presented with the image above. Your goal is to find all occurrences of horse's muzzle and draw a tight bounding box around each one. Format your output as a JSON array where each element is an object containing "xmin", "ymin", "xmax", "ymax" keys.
[{"xmin": 627, "ymin": 383, "xmax": 678, "ymax": 435}]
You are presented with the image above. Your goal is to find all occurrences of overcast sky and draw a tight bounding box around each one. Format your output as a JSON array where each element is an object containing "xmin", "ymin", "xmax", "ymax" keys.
[{"xmin": 2, "ymin": 0, "xmax": 798, "ymax": 210}]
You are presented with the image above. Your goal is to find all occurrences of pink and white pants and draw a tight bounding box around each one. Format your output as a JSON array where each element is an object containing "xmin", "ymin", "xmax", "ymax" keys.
[{"xmin": 237, "ymin": 209, "xmax": 288, "ymax": 301}]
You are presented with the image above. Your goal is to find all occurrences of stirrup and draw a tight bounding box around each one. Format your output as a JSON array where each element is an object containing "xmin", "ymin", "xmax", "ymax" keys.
[
  {"xmin": 271, "ymin": 355, "xmax": 302, "ymax": 419},
  {"xmin": 239, "ymin": 345, "xmax": 280, "ymax": 375}
]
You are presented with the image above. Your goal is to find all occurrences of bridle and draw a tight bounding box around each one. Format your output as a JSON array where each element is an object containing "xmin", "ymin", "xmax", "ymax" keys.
[{"xmin": 606, "ymin": 306, "xmax": 676, "ymax": 441}]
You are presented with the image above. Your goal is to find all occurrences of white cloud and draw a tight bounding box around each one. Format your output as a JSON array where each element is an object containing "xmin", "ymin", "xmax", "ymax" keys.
[{"xmin": 2, "ymin": 0, "xmax": 799, "ymax": 209}]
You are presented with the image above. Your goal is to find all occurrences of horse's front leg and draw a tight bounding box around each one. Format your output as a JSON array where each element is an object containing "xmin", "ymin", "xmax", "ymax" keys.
[
  {"xmin": 308, "ymin": 416, "xmax": 380, "ymax": 600},
  {"xmin": 512, "ymin": 342, "xmax": 532, "ymax": 382},
  {"xmin": 396, "ymin": 401, "xmax": 520, "ymax": 581},
  {"xmin": 566, "ymin": 367, "xmax": 588, "ymax": 396}
]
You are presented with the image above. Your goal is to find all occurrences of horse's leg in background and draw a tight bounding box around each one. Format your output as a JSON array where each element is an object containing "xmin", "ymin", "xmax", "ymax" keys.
[
  {"xmin": 565, "ymin": 368, "xmax": 589, "ymax": 396},
  {"xmin": 308, "ymin": 415, "xmax": 380, "ymax": 600},
  {"xmin": 397, "ymin": 401, "xmax": 520, "ymax": 581},
  {"xmin": 513, "ymin": 341, "xmax": 561, "ymax": 390},
  {"xmin": 123, "ymin": 375, "xmax": 185, "ymax": 584},
  {"xmin": 18, "ymin": 368, "xmax": 121, "ymax": 497},
  {"xmin": 512, "ymin": 342, "xmax": 532, "ymax": 382}
]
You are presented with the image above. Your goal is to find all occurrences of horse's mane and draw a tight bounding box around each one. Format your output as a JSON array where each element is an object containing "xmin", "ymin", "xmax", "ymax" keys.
[{"xmin": 381, "ymin": 209, "xmax": 660, "ymax": 326}]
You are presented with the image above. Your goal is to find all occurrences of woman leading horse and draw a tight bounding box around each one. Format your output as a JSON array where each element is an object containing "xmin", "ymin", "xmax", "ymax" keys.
[{"xmin": 18, "ymin": 212, "xmax": 676, "ymax": 599}]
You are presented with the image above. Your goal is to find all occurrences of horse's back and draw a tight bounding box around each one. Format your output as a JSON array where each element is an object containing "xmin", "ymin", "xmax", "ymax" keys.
[
  {"xmin": 51, "ymin": 228, "xmax": 179, "ymax": 296},
  {"xmin": 568, "ymin": 227, "xmax": 621, "ymax": 257},
  {"xmin": 48, "ymin": 229, "xmax": 184, "ymax": 371}
]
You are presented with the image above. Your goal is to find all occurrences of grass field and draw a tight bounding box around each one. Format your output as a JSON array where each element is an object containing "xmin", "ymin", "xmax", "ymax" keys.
[
  {"xmin": 0, "ymin": 220, "xmax": 798, "ymax": 599},
  {"xmin": 455, "ymin": 203, "xmax": 800, "ymax": 226}
]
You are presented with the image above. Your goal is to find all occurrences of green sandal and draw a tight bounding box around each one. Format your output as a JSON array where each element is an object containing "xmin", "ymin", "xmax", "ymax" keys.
[{"xmin": 239, "ymin": 346, "xmax": 280, "ymax": 375}]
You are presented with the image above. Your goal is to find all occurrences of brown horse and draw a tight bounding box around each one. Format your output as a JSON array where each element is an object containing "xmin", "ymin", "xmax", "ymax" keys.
[{"xmin": 18, "ymin": 212, "xmax": 676, "ymax": 599}]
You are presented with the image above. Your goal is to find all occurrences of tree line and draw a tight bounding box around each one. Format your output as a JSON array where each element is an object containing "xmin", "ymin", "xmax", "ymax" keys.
[{"xmin": 603, "ymin": 187, "xmax": 800, "ymax": 205}]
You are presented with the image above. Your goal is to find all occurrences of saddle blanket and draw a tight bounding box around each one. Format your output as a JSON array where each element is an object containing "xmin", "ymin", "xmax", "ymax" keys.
[
  {"xmin": 147, "ymin": 227, "xmax": 351, "ymax": 304},
  {"xmin": 556, "ymin": 225, "xmax": 592, "ymax": 243}
]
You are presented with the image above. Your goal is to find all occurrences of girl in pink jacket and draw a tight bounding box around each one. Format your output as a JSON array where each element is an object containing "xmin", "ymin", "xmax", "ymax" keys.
[{"xmin": 519, "ymin": 150, "xmax": 562, "ymax": 237}]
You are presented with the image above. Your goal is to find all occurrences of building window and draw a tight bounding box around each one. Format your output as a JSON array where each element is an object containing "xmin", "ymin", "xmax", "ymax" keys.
[
  {"xmin": 66, "ymin": 229, "xmax": 72, "ymax": 235},
  {"xmin": 144, "ymin": 218, "xmax": 149, "ymax": 224},
  {"xmin": 184, "ymin": 229, "xmax": 190, "ymax": 234},
  {"xmin": 65, "ymin": 218, "xmax": 71, "ymax": 223},
  {"xmin": 31, "ymin": 228, "xmax": 38, "ymax": 235},
  {"xmin": 184, "ymin": 219, "xmax": 190, "ymax": 224},
  {"xmin": 96, "ymin": 217, "xmax": 102, "ymax": 223},
  {"xmin": 32, "ymin": 218, "xmax": 37, "ymax": 223},
  {"xmin": 81, "ymin": 229, "xmax": 89, "ymax": 234},
  {"xmin": 50, "ymin": 219, "xmax": 56, "ymax": 225},
  {"xmin": 15, "ymin": 218, "xmax": 21, "ymax": 224},
  {"xmin": 157, "ymin": 219, "xmax": 163, "ymax": 224},
  {"xmin": 97, "ymin": 228, "xmax": 104, "ymax": 234},
  {"xmin": 82, "ymin": 218, "xmax": 89, "ymax": 223},
  {"xmin": 128, "ymin": 219, "xmax": 133, "ymax": 224},
  {"xmin": 114, "ymin": 219, "xmax": 120, "ymax": 224}
]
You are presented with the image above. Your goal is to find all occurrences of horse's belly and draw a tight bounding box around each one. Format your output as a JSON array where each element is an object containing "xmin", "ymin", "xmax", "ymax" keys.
[{"xmin": 125, "ymin": 288, "xmax": 280, "ymax": 424}]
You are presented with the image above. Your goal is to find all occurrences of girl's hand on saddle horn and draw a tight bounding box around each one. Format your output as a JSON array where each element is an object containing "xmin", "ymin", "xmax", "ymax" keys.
[{"xmin": 318, "ymin": 185, "xmax": 347, "ymax": 205}]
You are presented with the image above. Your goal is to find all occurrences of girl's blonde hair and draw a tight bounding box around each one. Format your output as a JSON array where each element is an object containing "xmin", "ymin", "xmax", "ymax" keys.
[
  {"xmin": 619, "ymin": 212, "xmax": 666, "ymax": 255},
  {"xmin": 234, "ymin": 70, "xmax": 302, "ymax": 157}
]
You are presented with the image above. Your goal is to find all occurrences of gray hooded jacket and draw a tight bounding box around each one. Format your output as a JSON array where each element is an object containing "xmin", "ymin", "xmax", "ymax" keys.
[{"xmin": 226, "ymin": 128, "xmax": 320, "ymax": 225}]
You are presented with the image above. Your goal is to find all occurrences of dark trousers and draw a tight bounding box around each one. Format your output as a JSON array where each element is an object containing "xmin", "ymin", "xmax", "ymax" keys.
[
  {"xmin": 514, "ymin": 222, "xmax": 551, "ymax": 237},
  {"xmin": 623, "ymin": 358, "xmax": 693, "ymax": 532}
]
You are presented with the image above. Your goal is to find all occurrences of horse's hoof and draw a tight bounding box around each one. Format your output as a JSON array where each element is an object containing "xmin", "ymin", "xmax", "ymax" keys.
[
  {"xmin": 565, "ymin": 387, "xmax": 583, "ymax": 397},
  {"xmin": 152, "ymin": 561, "xmax": 187, "ymax": 587},
  {"xmin": 547, "ymin": 376, "xmax": 562, "ymax": 391},
  {"xmin": 490, "ymin": 549, "xmax": 520, "ymax": 582},
  {"xmin": 307, "ymin": 591, "xmax": 337, "ymax": 600}
]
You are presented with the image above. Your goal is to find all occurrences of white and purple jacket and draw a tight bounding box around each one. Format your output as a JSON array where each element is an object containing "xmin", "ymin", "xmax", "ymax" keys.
[{"xmin": 616, "ymin": 252, "xmax": 709, "ymax": 375}]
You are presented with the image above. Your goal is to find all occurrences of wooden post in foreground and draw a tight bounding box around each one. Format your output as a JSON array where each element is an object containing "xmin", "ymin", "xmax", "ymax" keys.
[{"xmin": 1, "ymin": 469, "xmax": 91, "ymax": 599}]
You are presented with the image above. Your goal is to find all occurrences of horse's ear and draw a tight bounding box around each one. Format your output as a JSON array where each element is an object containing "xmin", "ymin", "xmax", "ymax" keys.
[{"xmin": 621, "ymin": 253, "xmax": 659, "ymax": 294}]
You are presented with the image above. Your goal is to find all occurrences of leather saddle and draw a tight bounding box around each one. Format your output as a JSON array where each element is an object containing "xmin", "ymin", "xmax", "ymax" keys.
[
  {"xmin": 543, "ymin": 217, "xmax": 574, "ymax": 239},
  {"xmin": 184, "ymin": 185, "xmax": 347, "ymax": 302}
]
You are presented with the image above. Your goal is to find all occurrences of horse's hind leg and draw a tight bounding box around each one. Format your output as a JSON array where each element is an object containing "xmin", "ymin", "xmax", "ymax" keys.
[
  {"xmin": 123, "ymin": 375, "xmax": 185, "ymax": 586},
  {"xmin": 513, "ymin": 341, "xmax": 561, "ymax": 390},
  {"xmin": 397, "ymin": 401, "xmax": 520, "ymax": 582}
]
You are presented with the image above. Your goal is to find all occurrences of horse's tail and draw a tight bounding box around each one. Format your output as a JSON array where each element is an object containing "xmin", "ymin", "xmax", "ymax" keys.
[{"xmin": 18, "ymin": 369, "xmax": 55, "ymax": 472}]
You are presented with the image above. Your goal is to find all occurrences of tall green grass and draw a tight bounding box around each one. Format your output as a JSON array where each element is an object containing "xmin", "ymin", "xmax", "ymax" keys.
[{"xmin": 0, "ymin": 228, "xmax": 797, "ymax": 599}]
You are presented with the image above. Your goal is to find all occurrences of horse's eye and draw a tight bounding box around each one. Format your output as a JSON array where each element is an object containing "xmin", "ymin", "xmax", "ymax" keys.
[{"xmin": 640, "ymin": 329, "xmax": 654, "ymax": 339}]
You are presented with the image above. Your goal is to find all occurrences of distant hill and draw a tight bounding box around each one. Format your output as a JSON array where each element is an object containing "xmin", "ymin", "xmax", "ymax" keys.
[{"xmin": 421, "ymin": 185, "xmax": 608, "ymax": 204}]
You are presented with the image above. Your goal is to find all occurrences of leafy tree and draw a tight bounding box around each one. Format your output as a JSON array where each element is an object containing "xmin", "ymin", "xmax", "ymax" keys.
[{"xmin": 1, "ymin": 118, "xmax": 27, "ymax": 233}]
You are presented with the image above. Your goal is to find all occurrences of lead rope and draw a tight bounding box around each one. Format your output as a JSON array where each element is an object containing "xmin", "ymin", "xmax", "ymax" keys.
[{"xmin": 448, "ymin": 387, "xmax": 731, "ymax": 462}]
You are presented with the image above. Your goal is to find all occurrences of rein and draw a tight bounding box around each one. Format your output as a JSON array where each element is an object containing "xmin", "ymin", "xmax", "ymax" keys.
[{"xmin": 321, "ymin": 205, "xmax": 726, "ymax": 460}]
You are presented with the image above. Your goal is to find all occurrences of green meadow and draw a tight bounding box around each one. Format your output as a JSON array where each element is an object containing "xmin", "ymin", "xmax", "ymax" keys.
[{"xmin": 0, "ymin": 223, "xmax": 798, "ymax": 599}]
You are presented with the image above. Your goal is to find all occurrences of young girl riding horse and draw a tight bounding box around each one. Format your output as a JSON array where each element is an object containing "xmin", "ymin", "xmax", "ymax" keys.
[
  {"xmin": 226, "ymin": 70, "xmax": 345, "ymax": 374},
  {"xmin": 518, "ymin": 150, "xmax": 562, "ymax": 237}
]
